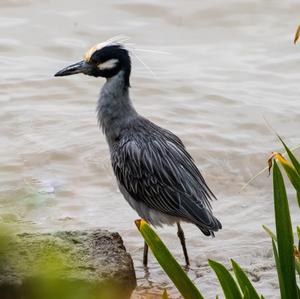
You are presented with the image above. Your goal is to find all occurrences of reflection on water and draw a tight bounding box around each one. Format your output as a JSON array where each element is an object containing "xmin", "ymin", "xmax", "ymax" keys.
[{"xmin": 1, "ymin": 0, "xmax": 300, "ymax": 298}]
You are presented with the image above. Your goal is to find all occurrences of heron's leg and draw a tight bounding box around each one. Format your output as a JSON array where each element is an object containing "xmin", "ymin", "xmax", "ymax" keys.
[
  {"xmin": 143, "ymin": 241, "xmax": 149, "ymax": 266},
  {"xmin": 177, "ymin": 222, "xmax": 190, "ymax": 266}
]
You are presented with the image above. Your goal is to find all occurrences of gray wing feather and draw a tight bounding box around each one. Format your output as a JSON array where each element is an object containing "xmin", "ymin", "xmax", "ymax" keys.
[{"xmin": 111, "ymin": 118, "xmax": 221, "ymax": 232}]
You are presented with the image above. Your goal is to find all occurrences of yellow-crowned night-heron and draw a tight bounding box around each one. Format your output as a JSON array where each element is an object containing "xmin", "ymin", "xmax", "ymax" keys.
[{"xmin": 55, "ymin": 40, "xmax": 222, "ymax": 266}]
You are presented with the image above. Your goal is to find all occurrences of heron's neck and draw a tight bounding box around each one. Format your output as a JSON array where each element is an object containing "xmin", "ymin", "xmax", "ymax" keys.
[{"xmin": 97, "ymin": 71, "xmax": 137, "ymax": 144}]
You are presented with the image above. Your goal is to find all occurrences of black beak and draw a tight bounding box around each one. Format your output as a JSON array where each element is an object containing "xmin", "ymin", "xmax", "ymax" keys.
[{"xmin": 54, "ymin": 60, "xmax": 91, "ymax": 77}]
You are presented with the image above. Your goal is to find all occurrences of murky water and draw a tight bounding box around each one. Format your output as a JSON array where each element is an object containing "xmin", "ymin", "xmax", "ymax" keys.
[{"xmin": 1, "ymin": 0, "xmax": 300, "ymax": 298}]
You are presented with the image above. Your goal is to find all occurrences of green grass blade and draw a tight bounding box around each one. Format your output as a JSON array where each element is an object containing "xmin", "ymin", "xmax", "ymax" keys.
[
  {"xmin": 262, "ymin": 225, "xmax": 277, "ymax": 241},
  {"xmin": 265, "ymin": 230, "xmax": 299, "ymax": 297},
  {"xmin": 209, "ymin": 259, "xmax": 242, "ymax": 299},
  {"xmin": 162, "ymin": 289, "xmax": 169, "ymax": 299},
  {"xmin": 295, "ymin": 227, "xmax": 300, "ymax": 277},
  {"xmin": 135, "ymin": 219, "xmax": 204, "ymax": 299},
  {"xmin": 281, "ymin": 163, "xmax": 300, "ymax": 192},
  {"xmin": 297, "ymin": 226, "xmax": 300, "ymax": 251},
  {"xmin": 295, "ymin": 258, "xmax": 300, "ymax": 277},
  {"xmin": 231, "ymin": 259, "xmax": 260, "ymax": 299},
  {"xmin": 272, "ymin": 239, "xmax": 286, "ymax": 299},
  {"xmin": 273, "ymin": 161, "xmax": 298, "ymax": 299},
  {"xmin": 275, "ymin": 154, "xmax": 300, "ymax": 193},
  {"xmin": 278, "ymin": 136, "xmax": 300, "ymax": 175},
  {"xmin": 261, "ymin": 222, "xmax": 300, "ymax": 281},
  {"xmin": 243, "ymin": 287, "xmax": 251, "ymax": 299}
]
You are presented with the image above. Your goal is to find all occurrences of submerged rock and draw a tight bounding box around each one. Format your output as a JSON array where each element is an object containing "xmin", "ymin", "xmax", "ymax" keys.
[{"xmin": 0, "ymin": 229, "xmax": 136, "ymax": 299}]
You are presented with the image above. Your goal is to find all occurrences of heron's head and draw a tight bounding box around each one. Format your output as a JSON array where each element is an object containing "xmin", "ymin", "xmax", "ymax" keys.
[{"xmin": 54, "ymin": 41, "xmax": 131, "ymax": 86}]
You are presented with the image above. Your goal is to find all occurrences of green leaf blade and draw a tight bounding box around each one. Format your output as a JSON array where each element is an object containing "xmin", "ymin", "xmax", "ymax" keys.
[
  {"xmin": 209, "ymin": 259, "xmax": 243, "ymax": 299},
  {"xmin": 231, "ymin": 259, "xmax": 260, "ymax": 299},
  {"xmin": 272, "ymin": 239, "xmax": 286, "ymax": 299},
  {"xmin": 273, "ymin": 161, "xmax": 298, "ymax": 299},
  {"xmin": 162, "ymin": 289, "xmax": 169, "ymax": 299},
  {"xmin": 278, "ymin": 136, "xmax": 300, "ymax": 175},
  {"xmin": 135, "ymin": 219, "xmax": 204, "ymax": 299},
  {"xmin": 280, "ymin": 162, "xmax": 300, "ymax": 194},
  {"xmin": 262, "ymin": 225, "xmax": 277, "ymax": 241}
]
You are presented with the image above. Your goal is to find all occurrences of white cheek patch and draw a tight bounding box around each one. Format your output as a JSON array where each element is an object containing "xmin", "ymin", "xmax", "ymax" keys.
[{"xmin": 97, "ymin": 59, "xmax": 119, "ymax": 70}]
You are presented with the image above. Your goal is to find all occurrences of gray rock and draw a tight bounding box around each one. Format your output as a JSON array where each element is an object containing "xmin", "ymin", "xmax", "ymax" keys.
[{"xmin": 0, "ymin": 229, "xmax": 136, "ymax": 299}]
